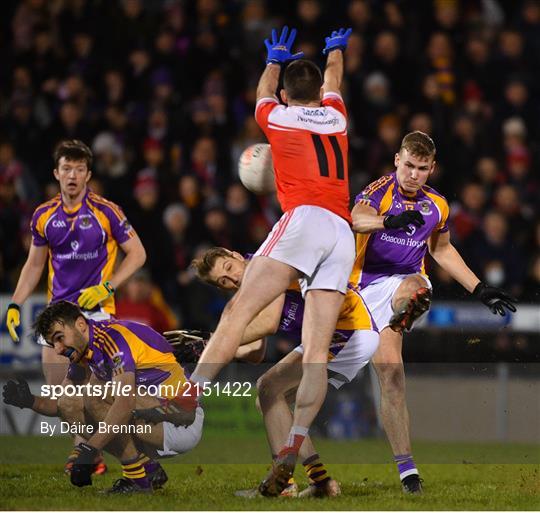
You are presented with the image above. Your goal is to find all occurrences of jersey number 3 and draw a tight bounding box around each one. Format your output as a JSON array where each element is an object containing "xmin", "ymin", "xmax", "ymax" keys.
[{"xmin": 311, "ymin": 134, "xmax": 345, "ymax": 180}]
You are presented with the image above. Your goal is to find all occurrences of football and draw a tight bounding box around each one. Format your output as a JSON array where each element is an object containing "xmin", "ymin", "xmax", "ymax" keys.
[{"xmin": 238, "ymin": 143, "xmax": 276, "ymax": 194}]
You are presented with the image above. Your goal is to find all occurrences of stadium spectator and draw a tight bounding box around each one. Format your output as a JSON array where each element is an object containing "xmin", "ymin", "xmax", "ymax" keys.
[
  {"xmin": 0, "ymin": 0, "xmax": 537, "ymax": 335},
  {"xmin": 116, "ymin": 268, "xmax": 177, "ymax": 333}
]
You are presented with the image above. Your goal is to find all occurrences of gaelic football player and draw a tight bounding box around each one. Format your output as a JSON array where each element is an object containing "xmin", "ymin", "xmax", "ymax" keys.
[
  {"xmin": 351, "ymin": 131, "xmax": 517, "ymax": 493},
  {"xmin": 2, "ymin": 301, "xmax": 202, "ymax": 494},
  {"xmin": 174, "ymin": 247, "xmax": 379, "ymax": 497},
  {"xmin": 135, "ymin": 26, "xmax": 357, "ymax": 496}
]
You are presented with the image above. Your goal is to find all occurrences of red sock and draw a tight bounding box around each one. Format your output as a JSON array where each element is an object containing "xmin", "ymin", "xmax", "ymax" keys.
[
  {"xmin": 169, "ymin": 381, "xmax": 198, "ymax": 411},
  {"xmin": 278, "ymin": 434, "xmax": 305, "ymax": 457}
]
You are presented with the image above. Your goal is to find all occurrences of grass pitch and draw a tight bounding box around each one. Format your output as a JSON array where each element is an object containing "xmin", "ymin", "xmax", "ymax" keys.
[{"xmin": 1, "ymin": 435, "xmax": 538, "ymax": 510}]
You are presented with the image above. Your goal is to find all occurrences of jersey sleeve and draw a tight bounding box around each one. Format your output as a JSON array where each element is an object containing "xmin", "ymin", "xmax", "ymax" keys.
[
  {"xmin": 101, "ymin": 200, "xmax": 136, "ymax": 245},
  {"xmin": 322, "ymin": 92, "xmax": 347, "ymax": 119},
  {"xmin": 30, "ymin": 209, "xmax": 48, "ymax": 246},
  {"xmin": 435, "ymin": 197, "xmax": 450, "ymax": 233},
  {"xmin": 103, "ymin": 329, "xmax": 136, "ymax": 376},
  {"xmin": 255, "ymin": 97, "xmax": 280, "ymax": 130},
  {"xmin": 354, "ymin": 178, "xmax": 391, "ymax": 213}
]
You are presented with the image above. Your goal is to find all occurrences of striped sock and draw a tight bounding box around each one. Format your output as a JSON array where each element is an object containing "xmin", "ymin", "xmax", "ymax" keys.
[
  {"xmin": 303, "ymin": 453, "xmax": 330, "ymax": 486},
  {"xmin": 139, "ymin": 454, "xmax": 160, "ymax": 475},
  {"xmin": 394, "ymin": 453, "xmax": 418, "ymax": 480},
  {"xmin": 67, "ymin": 448, "xmax": 79, "ymax": 461},
  {"xmin": 121, "ymin": 454, "xmax": 151, "ymax": 489}
]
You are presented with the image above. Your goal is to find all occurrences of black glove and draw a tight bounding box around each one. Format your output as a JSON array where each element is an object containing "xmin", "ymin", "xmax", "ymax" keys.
[
  {"xmin": 473, "ymin": 282, "xmax": 517, "ymax": 316},
  {"xmin": 383, "ymin": 210, "xmax": 425, "ymax": 231},
  {"xmin": 164, "ymin": 330, "xmax": 211, "ymax": 365},
  {"xmin": 2, "ymin": 378, "xmax": 34, "ymax": 408},
  {"xmin": 70, "ymin": 442, "xmax": 98, "ymax": 487}
]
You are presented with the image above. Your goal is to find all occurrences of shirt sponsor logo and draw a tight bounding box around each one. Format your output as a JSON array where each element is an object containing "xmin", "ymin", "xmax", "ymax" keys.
[
  {"xmin": 52, "ymin": 220, "xmax": 67, "ymax": 228},
  {"xmin": 300, "ymin": 108, "xmax": 325, "ymax": 117},
  {"xmin": 56, "ymin": 250, "xmax": 99, "ymax": 261},
  {"xmin": 380, "ymin": 232, "xmax": 425, "ymax": 248},
  {"xmin": 295, "ymin": 114, "xmax": 340, "ymax": 126},
  {"xmin": 280, "ymin": 300, "xmax": 299, "ymax": 330}
]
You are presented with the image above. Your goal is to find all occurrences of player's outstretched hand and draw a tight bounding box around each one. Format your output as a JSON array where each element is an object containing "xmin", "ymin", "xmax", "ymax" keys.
[
  {"xmin": 2, "ymin": 378, "xmax": 34, "ymax": 408},
  {"xmin": 164, "ymin": 329, "xmax": 211, "ymax": 365},
  {"xmin": 77, "ymin": 281, "xmax": 115, "ymax": 310},
  {"xmin": 265, "ymin": 26, "xmax": 304, "ymax": 65},
  {"xmin": 70, "ymin": 443, "xmax": 99, "ymax": 487},
  {"xmin": 473, "ymin": 282, "xmax": 518, "ymax": 316},
  {"xmin": 383, "ymin": 210, "xmax": 425, "ymax": 231},
  {"xmin": 323, "ymin": 28, "xmax": 353, "ymax": 55},
  {"xmin": 5, "ymin": 303, "xmax": 21, "ymax": 343}
]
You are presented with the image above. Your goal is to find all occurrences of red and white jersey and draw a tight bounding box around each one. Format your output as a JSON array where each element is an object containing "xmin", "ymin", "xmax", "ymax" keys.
[{"xmin": 255, "ymin": 92, "xmax": 351, "ymax": 222}]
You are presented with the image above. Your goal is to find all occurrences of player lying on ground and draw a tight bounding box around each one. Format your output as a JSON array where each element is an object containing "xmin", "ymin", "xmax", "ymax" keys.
[
  {"xmin": 133, "ymin": 25, "xmax": 356, "ymax": 498},
  {"xmin": 156, "ymin": 246, "xmax": 379, "ymax": 498},
  {"xmin": 2, "ymin": 301, "xmax": 202, "ymax": 494},
  {"xmin": 350, "ymin": 130, "xmax": 518, "ymax": 493}
]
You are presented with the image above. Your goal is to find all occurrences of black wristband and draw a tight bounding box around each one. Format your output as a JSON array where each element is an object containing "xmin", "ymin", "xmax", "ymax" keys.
[
  {"xmin": 472, "ymin": 282, "xmax": 486, "ymax": 296},
  {"xmin": 7, "ymin": 302, "xmax": 20, "ymax": 311},
  {"xmin": 382, "ymin": 215, "xmax": 393, "ymax": 229}
]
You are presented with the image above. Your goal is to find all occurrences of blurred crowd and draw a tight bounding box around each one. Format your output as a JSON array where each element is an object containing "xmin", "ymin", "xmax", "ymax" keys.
[{"xmin": 0, "ymin": 0, "xmax": 539, "ymax": 337}]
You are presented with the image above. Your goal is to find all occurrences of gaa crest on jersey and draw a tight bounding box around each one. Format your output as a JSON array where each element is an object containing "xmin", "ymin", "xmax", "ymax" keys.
[
  {"xmin": 111, "ymin": 352, "xmax": 125, "ymax": 372},
  {"xmin": 79, "ymin": 215, "xmax": 93, "ymax": 229},
  {"xmin": 419, "ymin": 200, "xmax": 433, "ymax": 215},
  {"xmin": 71, "ymin": 240, "xmax": 80, "ymax": 252}
]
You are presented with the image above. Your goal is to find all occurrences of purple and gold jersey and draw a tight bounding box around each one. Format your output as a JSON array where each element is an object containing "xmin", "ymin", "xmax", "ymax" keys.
[
  {"xmin": 30, "ymin": 190, "xmax": 135, "ymax": 314},
  {"xmin": 352, "ymin": 172, "xmax": 449, "ymax": 288},
  {"xmin": 78, "ymin": 319, "xmax": 185, "ymax": 398},
  {"xmin": 279, "ymin": 283, "xmax": 377, "ymax": 361}
]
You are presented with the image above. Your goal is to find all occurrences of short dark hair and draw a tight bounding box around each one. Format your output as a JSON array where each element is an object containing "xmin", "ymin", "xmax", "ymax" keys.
[
  {"xmin": 191, "ymin": 247, "xmax": 232, "ymax": 285},
  {"xmin": 399, "ymin": 131, "xmax": 436, "ymax": 159},
  {"xmin": 33, "ymin": 301, "xmax": 84, "ymax": 341},
  {"xmin": 283, "ymin": 59, "xmax": 323, "ymax": 103},
  {"xmin": 53, "ymin": 139, "xmax": 93, "ymax": 169}
]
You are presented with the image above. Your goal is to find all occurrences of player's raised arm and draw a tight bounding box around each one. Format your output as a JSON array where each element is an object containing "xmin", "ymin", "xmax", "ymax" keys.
[
  {"xmin": 322, "ymin": 28, "xmax": 352, "ymax": 95},
  {"xmin": 256, "ymin": 26, "xmax": 304, "ymax": 102}
]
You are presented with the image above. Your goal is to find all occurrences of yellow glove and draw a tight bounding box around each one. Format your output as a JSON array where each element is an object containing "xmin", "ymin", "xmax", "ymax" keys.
[
  {"xmin": 6, "ymin": 303, "xmax": 21, "ymax": 343},
  {"xmin": 77, "ymin": 282, "xmax": 115, "ymax": 310}
]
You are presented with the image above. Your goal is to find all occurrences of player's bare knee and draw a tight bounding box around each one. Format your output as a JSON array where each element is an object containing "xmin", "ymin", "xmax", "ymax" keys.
[
  {"xmin": 256, "ymin": 372, "xmax": 282, "ymax": 406},
  {"xmin": 394, "ymin": 275, "xmax": 427, "ymax": 302},
  {"xmin": 57, "ymin": 394, "xmax": 83, "ymax": 423},
  {"xmin": 301, "ymin": 347, "xmax": 328, "ymax": 365},
  {"xmin": 83, "ymin": 393, "xmax": 104, "ymax": 419}
]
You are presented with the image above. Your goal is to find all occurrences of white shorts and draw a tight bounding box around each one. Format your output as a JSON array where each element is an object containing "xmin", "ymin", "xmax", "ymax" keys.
[
  {"xmin": 358, "ymin": 274, "xmax": 432, "ymax": 332},
  {"xmin": 38, "ymin": 310, "xmax": 111, "ymax": 346},
  {"xmin": 157, "ymin": 406, "xmax": 204, "ymax": 457},
  {"xmin": 254, "ymin": 205, "xmax": 355, "ymax": 294},
  {"xmin": 294, "ymin": 329, "xmax": 379, "ymax": 389}
]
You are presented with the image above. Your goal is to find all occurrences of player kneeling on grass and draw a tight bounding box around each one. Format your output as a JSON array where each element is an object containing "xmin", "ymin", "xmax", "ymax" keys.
[
  {"xmin": 2, "ymin": 300, "xmax": 203, "ymax": 494},
  {"xmin": 153, "ymin": 247, "xmax": 380, "ymax": 498}
]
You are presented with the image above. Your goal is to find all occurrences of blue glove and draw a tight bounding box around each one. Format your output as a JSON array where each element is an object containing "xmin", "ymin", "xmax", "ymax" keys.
[
  {"xmin": 323, "ymin": 28, "xmax": 353, "ymax": 55},
  {"xmin": 265, "ymin": 26, "xmax": 304, "ymax": 65}
]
